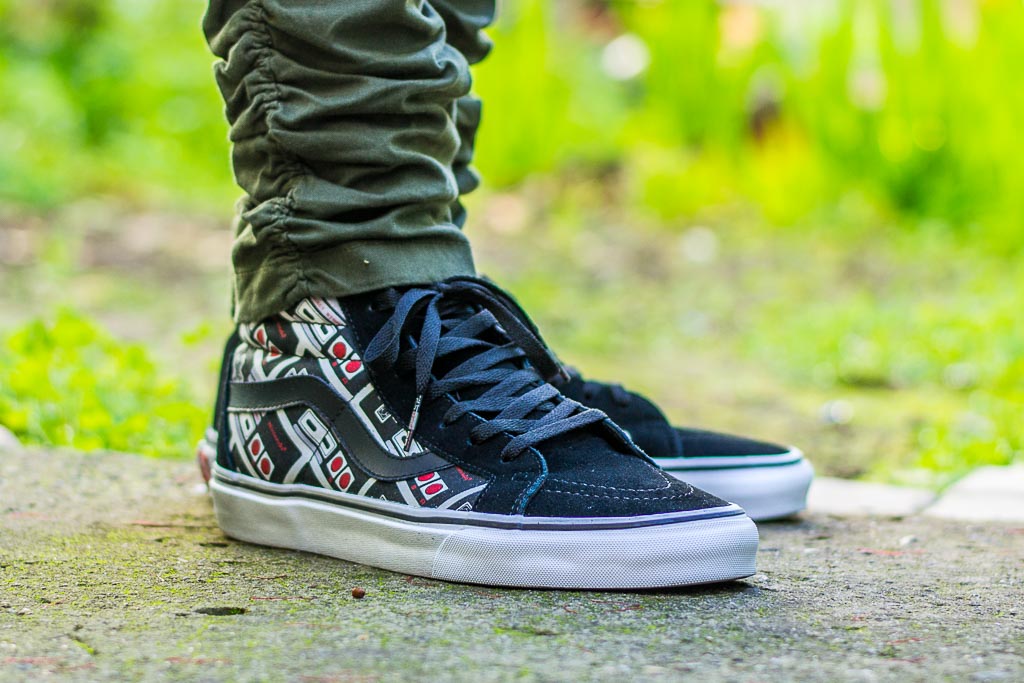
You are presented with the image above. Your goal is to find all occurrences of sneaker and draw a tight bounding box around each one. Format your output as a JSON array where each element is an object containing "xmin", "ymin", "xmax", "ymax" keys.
[
  {"xmin": 556, "ymin": 370, "xmax": 813, "ymax": 521},
  {"xmin": 197, "ymin": 278, "xmax": 758, "ymax": 589}
]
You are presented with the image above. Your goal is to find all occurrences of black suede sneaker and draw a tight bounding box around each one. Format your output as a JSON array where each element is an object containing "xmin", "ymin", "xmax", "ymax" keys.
[
  {"xmin": 197, "ymin": 279, "xmax": 758, "ymax": 589},
  {"xmin": 555, "ymin": 371, "xmax": 813, "ymax": 521}
]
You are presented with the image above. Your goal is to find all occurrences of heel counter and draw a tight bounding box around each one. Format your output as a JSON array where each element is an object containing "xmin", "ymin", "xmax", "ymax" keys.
[{"xmin": 214, "ymin": 329, "xmax": 243, "ymax": 470}]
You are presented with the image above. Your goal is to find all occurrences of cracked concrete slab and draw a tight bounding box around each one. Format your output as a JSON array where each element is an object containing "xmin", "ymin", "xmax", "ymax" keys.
[
  {"xmin": 924, "ymin": 465, "xmax": 1024, "ymax": 522},
  {"xmin": 806, "ymin": 477, "xmax": 936, "ymax": 518}
]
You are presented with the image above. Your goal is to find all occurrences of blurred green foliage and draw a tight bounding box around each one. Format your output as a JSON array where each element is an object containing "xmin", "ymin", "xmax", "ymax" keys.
[
  {"xmin": 0, "ymin": 0, "xmax": 233, "ymax": 206},
  {"xmin": 478, "ymin": 0, "xmax": 1024, "ymax": 247},
  {"xmin": 0, "ymin": 0, "xmax": 1020, "ymax": 480},
  {"xmin": 3, "ymin": 0, "xmax": 1024, "ymax": 243},
  {"xmin": 0, "ymin": 311, "xmax": 207, "ymax": 458}
]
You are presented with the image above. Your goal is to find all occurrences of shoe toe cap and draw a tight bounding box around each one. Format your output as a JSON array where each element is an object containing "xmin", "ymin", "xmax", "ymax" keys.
[{"xmin": 523, "ymin": 435, "xmax": 734, "ymax": 519}]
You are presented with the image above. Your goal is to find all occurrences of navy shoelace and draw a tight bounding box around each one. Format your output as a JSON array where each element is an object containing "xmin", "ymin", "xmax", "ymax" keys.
[
  {"xmin": 362, "ymin": 278, "xmax": 609, "ymax": 461},
  {"xmin": 469, "ymin": 277, "xmax": 634, "ymax": 409}
]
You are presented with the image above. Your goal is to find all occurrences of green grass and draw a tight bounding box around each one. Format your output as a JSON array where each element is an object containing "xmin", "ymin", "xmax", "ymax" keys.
[{"xmin": 0, "ymin": 311, "xmax": 207, "ymax": 459}]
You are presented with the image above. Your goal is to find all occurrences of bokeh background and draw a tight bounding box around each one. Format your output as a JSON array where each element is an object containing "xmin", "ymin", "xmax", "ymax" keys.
[{"xmin": 1, "ymin": 0, "xmax": 1021, "ymax": 487}]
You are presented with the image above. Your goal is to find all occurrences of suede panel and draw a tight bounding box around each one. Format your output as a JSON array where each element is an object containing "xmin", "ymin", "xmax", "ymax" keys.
[
  {"xmin": 560, "ymin": 375, "xmax": 790, "ymax": 459},
  {"xmin": 341, "ymin": 290, "xmax": 731, "ymax": 519},
  {"xmin": 558, "ymin": 374, "xmax": 683, "ymax": 459},
  {"xmin": 673, "ymin": 428, "xmax": 790, "ymax": 457},
  {"xmin": 523, "ymin": 433, "xmax": 730, "ymax": 518}
]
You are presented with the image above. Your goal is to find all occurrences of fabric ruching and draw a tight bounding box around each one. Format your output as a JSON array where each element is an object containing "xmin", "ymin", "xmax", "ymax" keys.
[{"xmin": 204, "ymin": 0, "xmax": 481, "ymax": 321}]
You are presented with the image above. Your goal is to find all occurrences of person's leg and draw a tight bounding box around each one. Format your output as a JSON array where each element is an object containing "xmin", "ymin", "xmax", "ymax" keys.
[
  {"xmin": 198, "ymin": 0, "xmax": 760, "ymax": 589},
  {"xmin": 203, "ymin": 0, "xmax": 477, "ymax": 322}
]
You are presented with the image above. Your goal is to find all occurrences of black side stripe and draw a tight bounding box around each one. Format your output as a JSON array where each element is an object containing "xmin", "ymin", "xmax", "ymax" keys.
[{"xmin": 229, "ymin": 375, "xmax": 450, "ymax": 481}]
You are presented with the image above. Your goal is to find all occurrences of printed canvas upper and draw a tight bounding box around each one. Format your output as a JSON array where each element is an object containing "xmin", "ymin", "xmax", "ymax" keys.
[{"xmin": 227, "ymin": 297, "xmax": 489, "ymax": 512}]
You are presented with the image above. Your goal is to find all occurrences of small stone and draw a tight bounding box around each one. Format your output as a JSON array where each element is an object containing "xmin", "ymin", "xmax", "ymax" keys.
[
  {"xmin": 898, "ymin": 535, "xmax": 918, "ymax": 547},
  {"xmin": 351, "ymin": 587, "xmax": 366, "ymax": 599},
  {"xmin": 641, "ymin": 665, "xmax": 668, "ymax": 675},
  {"xmin": 15, "ymin": 608, "xmax": 31, "ymax": 616}
]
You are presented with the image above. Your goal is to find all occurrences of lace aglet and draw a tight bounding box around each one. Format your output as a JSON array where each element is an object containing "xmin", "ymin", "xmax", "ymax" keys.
[{"xmin": 404, "ymin": 394, "xmax": 423, "ymax": 455}]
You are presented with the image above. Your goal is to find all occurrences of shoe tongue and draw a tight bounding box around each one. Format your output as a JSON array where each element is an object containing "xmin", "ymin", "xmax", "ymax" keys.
[
  {"xmin": 366, "ymin": 287, "xmax": 618, "ymax": 451},
  {"xmin": 611, "ymin": 393, "xmax": 681, "ymax": 458},
  {"xmin": 559, "ymin": 374, "xmax": 682, "ymax": 457}
]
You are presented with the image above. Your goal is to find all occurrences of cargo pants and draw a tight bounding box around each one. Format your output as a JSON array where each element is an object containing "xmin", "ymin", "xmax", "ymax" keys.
[{"xmin": 203, "ymin": 0, "xmax": 496, "ymax": 321}]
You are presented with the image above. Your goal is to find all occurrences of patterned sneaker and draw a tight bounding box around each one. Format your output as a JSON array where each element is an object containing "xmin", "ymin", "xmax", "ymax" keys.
[
  {"xmin": 197, "ymin": 278, "xmax": 758, "ymax": 589},
  {"xmin": 556, "ymin": 371, "xmax": 813, "ymax": 521}
]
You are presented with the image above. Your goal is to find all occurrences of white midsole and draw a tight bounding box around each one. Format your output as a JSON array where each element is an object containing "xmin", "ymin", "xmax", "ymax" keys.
[
  {"xmin": 659, "ymin": 455, "xmax": 815, "ymax": 522},
  {"xmin": 208, "ymin": 475, "xmax": 759, "ymax": 589}
]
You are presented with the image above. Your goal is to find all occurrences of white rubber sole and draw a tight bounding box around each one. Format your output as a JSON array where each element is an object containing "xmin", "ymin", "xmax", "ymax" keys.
[
  {"xmin": 208, "ymin": 466, "xmax": 759, "ymax": 590},
  {"xmin": 654, "ymin": 450, "xmax": 814, "ymax": 522}
]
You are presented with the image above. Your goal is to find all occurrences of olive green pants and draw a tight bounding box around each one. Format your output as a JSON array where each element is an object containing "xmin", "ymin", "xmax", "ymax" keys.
[{"xmin": 203, "ymin": 0, "xmax": 496, "ymax": 322}]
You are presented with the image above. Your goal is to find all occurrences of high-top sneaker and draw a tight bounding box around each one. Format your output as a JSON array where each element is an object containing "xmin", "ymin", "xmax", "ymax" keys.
[
  {"xmin": 197, "ymin": 278, "xmax": 758, "ymax": 589},
  {"xmin": 556, "ymin": 371, "xmax": 813, "ymax": 521}
]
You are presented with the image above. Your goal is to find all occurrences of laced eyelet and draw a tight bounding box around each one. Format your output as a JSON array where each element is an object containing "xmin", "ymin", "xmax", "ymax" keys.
[{"xmin": 361, "ymin": 282, "xmax": 609, "ymax": 471}]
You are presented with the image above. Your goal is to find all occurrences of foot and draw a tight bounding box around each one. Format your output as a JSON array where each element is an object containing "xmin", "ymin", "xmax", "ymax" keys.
[
  {"xmin": 556, "ymin": 370, "xmax": 813, "ymax": 521},
  {"xmin": 197, "ymin": 278, "xmax": 758, "ymax": 589}
]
